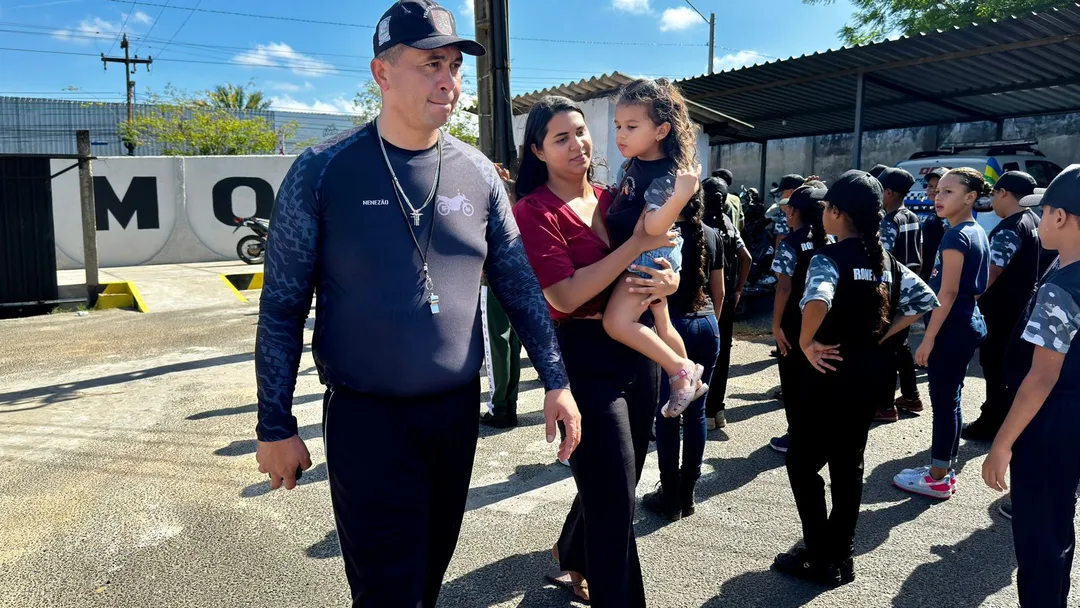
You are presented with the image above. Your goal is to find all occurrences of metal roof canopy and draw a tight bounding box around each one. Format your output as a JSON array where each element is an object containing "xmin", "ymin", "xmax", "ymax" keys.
[
  {"xmin": 679, "ymin": 3, "xmax": 1080, "ymax": 151},
  {"xmin": 512, "ymin": 71, "xmax": 753, "ymax": 136}
]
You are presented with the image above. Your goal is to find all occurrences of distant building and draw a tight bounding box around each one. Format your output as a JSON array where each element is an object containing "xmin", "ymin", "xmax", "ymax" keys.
[{"xmin": 0, "ymin": 96, "xmax": 358, "ymax": 157}]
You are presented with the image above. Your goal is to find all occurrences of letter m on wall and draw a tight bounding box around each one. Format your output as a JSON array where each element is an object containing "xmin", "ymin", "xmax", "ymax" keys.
[{"xmin": 95, "ymin": 176, "xmax": 160, "ymax": 230}]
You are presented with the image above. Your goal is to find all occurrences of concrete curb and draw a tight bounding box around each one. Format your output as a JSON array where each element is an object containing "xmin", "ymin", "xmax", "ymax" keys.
[
  {"xmin": 93, "ymin": 281, "xmax": 150, "ymax": 313},
  {"xmin": 221, "ymin": 272, "xmax": 264, "ymax": 303}
]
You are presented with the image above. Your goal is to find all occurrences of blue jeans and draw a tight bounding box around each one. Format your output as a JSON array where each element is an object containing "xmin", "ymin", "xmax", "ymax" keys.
[
  {"xmin": 630, "ymin": 234, "xmax": 683, "ymax": 279},
  {"xmin": 927, "ymin": 314, "xmax": 986, "ymax": 469},
  {"xmin": 655, "ymin": 314, "xmax": 720, "ymax": 476}
]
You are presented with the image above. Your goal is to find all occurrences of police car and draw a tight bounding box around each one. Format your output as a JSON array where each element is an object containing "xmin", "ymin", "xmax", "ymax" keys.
[{"xmin": 894, "ymin": 139, "xmax": 1064, "ymax": 232}]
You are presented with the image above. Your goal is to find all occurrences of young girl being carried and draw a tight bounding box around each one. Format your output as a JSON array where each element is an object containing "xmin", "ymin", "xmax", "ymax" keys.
[{"xmin": 603, "ymin": 78, "xmax": 709, "ymax": 416}]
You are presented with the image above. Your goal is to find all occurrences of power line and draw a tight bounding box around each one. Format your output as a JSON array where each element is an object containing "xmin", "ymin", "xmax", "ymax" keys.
[
  {"xmin": 155, "ymin": 0, "xmax": 200, "ymax": 59},
  {"xmin": 106, "ymin": 0, "xmax": 136, "ymax": 56},
  {"xmin": 133, "ymin": 0, "xmax": 169, "ymax": 55}
]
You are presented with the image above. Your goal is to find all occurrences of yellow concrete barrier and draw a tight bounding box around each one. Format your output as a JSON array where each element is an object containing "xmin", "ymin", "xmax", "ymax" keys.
[{"xmin": 93, "ymin": 282, "xmax": 149, "ymax": 313}]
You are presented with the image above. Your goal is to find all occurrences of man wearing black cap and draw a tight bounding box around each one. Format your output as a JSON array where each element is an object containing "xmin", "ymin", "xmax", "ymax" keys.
[
  {"xmin": 919, "ymin": 167, "xmax": 949, "ymax": 286},
  {"xmin": 963, "ymin": 171, "xmax": 1043, "ymax": 441},
  {"xmin": 253, "ymin": 2, "xmax": 581, "ymax": 605},
  {"xmin": 874, "ymin": 167, "xmax": 923, "ymax": 422},
  {"xmin": 868, "ymin": 164, "xmax": 889, "ymax": 179},
  {"xmin": 770, "ymin": 173, "xmax": 806, "ymax": 246},
  {"xmin": 982, "ymin": 164, "xmax": 1080, "ymax": 608}
]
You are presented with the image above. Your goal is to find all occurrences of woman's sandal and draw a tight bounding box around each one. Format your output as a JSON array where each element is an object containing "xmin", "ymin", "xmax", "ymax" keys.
[
  {"xmin": 662, "ymin": 363, "xmax": 706, "ymax": 418},
  {"xmin": 546, "ymin": 545, "xmax": 591, "ymax": 603}
]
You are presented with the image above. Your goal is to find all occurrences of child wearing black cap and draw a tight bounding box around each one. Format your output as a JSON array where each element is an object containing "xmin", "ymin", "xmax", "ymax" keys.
[
  {"xmin": 896, "ymin": 168, "xmax": 991, "ymax": 499},
  {"xmin": 768, "ymin": 185, "xmax": 829, "ymax": 453},
  {"xmin": 982, "ymin": 164, "xmax": 1080, "ymax": 608},
  {"xmin": 963, "ymin": 171, "xmax": 1043, "ymax": 441},
  {"xmin": 775, "ymin": 170, "xmax": 938, "ymax": 586},
  {"xmin": 875, "ymin": 167, "xmax": 924, "ymax": 422}
]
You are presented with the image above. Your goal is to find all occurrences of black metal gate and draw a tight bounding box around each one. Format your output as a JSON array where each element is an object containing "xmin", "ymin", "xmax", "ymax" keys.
[{"xmin": 0, "ymin": 156, "xmax": 59, "ymax": 307}]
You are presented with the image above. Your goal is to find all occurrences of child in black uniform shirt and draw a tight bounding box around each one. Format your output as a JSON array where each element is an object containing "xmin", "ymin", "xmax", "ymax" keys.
[{"xmin": 774, "ymin": 170, "xmax": 938, "ymax": 586}]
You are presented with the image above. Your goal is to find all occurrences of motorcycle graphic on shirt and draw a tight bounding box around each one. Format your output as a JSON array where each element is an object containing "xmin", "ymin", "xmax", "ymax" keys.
[{"xmin": 437, "ymin": 193, "xmax": 474, "ymax": 217}]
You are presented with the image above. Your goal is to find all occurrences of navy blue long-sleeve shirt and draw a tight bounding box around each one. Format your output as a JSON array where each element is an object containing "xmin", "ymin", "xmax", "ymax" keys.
[{"xmin": 255, "ymin": 125, "xmax": 569, "ymax": 441}]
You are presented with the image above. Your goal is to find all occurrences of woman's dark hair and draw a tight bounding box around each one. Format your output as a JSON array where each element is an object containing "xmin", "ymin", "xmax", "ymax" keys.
[
  {"xmin": 843, "ymin": 198, "xmax": 890, "ymax": 332},
  {"xmin": 945, "ymin": 167, "xmax": 994, "ymax": 199},
  {"xmin": 616, "ymin": 78, "xmax": 707, "ymax": 309},
  {"xmin": 513, "ymin": 95, "xmax": 590, "ymax": 200}
]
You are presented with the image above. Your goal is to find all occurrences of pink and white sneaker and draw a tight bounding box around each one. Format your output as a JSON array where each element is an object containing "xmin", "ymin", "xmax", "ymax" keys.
[{"xmin": 893, "ymin": 465, "xmax": 955, "ymax": 500}]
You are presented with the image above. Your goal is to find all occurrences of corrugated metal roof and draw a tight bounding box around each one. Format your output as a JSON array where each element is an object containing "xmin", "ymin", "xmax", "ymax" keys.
[
  {"xmin": 511, "ymin": 71, "xmax": 751, "ymax": 132},
  {"xmin": 676, "ymin": 3, "xmax": 1080, "ymax": 143}
]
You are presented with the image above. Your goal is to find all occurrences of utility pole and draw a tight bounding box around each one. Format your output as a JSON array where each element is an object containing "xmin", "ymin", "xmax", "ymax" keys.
[
  {"xmin": 76, "ymin": 130, "xmax": 99, "ymax": 306},
  {"xmin": 473, "ymin": 0, "xmax": 516, "ymax": 170},
  {"xmin": 684, "ymin": 1, "xmax": 715, "ymax": 74},
  {"xmin": 101, "ymin": 33, "xmax": 152, "ymax": 156}
]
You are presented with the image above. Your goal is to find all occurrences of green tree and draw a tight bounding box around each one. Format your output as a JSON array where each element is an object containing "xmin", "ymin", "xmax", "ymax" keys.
[
  {"xmin": 804, "ymin": 0, "xmax": 1063, "ymax": 45},
  {"xmin": 197, "ymin": 82, "xmax": 272, "ymax": 111},
  {"xmin": 119, "ymin": 85, "xmax": 296, "ymax": 156},
  {"xmin": 353, "ymin": 80, "xmax": 479, "ymax": 147}
]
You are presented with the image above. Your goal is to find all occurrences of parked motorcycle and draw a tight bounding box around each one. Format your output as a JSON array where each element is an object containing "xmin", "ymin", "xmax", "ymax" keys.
[{"xmin": 233, "ymin": 216, "xmax": 269, "ymax": 265}]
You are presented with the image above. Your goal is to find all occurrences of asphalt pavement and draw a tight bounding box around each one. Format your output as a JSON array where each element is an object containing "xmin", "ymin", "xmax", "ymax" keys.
[{"xmin": 0, "ymin": 297, "xmax": 1047, "ymax": 607}]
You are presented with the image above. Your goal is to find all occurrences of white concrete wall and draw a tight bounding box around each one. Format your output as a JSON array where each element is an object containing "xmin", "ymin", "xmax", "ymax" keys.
[
  {"xmin": 512, "ymin": 97, "xmax": 713, "ymax": 188},
  {"xmin": 51, "ymin": 155, "xmax": 296, "ymax": 269}
]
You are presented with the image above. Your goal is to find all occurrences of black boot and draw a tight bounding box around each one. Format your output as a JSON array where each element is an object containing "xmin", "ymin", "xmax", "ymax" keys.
[
  {"xmin": 680, "ymin": 467, "xmax": 700, "ymax": 517},
  {"xmin": 642, "ymin": 472, "xmax": 682, "ymax": 522}
]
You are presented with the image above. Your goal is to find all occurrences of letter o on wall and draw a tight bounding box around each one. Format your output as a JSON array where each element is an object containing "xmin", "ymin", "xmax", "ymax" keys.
[{"xmin": 213, "ymin": 177, "xmax": 275, "ymax": 226}]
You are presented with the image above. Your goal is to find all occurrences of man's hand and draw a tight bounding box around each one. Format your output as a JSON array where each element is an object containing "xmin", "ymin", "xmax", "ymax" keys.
[
  {"xmin": 543, "ymin": 388, "xmax": 581, "ymax": 462},
  {"xmin": 256, "ymin": 435, "xmax": 312, "ymax": 491}
]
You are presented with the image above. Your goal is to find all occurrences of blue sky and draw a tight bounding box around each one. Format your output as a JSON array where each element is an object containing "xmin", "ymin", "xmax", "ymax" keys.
[{"xmin": 0, "ymin": 0, "xmax": 857, "ymax": 114}]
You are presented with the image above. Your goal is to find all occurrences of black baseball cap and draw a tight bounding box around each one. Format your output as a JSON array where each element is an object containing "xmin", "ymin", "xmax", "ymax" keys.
[
  {"xmin": 868, "ymin": 164, "xmax": 889, "ymax": 178},
  {"xmin": 1019, "ymin": 164, "xmax": 1080, "ymax": 213},
  {"xmin": 771, "ymin": 174, "xmax": 805, "ymax": 195},
  {"xmin": 993, "ymin": 171, "xmax": 1038, "ymax": 198},
  {"xmin": 878, "ymin": 167, "xmax": 915, "ymax": 194},
  {"xmin": 373, "ymin": 1, "xmax": 486, "ymax": 58},
  {"xmin": 782, "ymin": 185, "xmax": 827, "ymax": 211},
  {"xmin": 823, "ymin": 170, "xmax": 883, "ymax": 216},
  {"xmin": 923, "ymin": 166, "xmax": 947, "ymax": 186}
]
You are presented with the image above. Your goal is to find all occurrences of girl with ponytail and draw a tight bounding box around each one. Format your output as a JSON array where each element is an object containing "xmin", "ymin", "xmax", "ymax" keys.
[
  {"xmin": 894, "ymin": 167, "xmax": 990, "ymax": 500},
  {"xmin": 767, "ymin": 185, "xmax": 830, "ymax": 452},
  {"xmin": 776, "ymin": 170, "xmax": 938, "ymax": 587}
]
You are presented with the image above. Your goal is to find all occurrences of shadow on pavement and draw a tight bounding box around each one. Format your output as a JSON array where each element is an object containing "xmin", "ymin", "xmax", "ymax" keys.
[
  {"xmin": 438, "ymin": 549, "xmax": 581, "ymax": 607},
  {"xmin": 306, "ymin": 529, "xmax": 340, "ymax": 559},
  {"xmin": 891, "ymin": 501, "xmax": 1014, "ymax": 607},
  {"xmin": 0, "ymin": 346, "xmax": 310, "ymax": 411},
  {"xmin": 721, "ymin": 399, "xmax": 783, "ymax": 424},
  {"xmin": 186, "ymin": 393, "xmax": 323, "ymax": 421},
  {"xmin": 703, "ymin": 555, "xmax": 829, "ymax": 607},
  {"xmin": 465, "ymin": 462, "xmax": 572, "ymax": 512},
  {"xmin": 216, "ymin": 422, "xmax": 322, "ymax": 457},
  {"xmin": 728, "ymin": 357, "xmax": 777, "ymax": 380}
]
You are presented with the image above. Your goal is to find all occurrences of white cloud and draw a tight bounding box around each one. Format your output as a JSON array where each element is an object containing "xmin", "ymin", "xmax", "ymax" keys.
[
  {"xmin": 659, "ymin": 7, "xmax": 702, "ymax": 31},
  {"xmin": 234, "ymin": 42, "xmax": 336, "ymax": 77},
  {"xmin": 458, "ymin": 1, "xmax": 474, "ymax": 18},
  {"xmin": 125, "ymin": 10, "xmax": 153, "ymax": 26},
  {"xmin": 612, "ymin": 0, "xmax": 651, "ymax": 14},
  {"xmin": 51, "ymin": 11, "xmax": 151, "ymax": 43},
  {"xmin": 52, "ymin": 16, "xmax": 120, "ymax": 42},
  {"xmin": 269, "ymin": 94, "xmax": 357, "ymax": 115},
  {"xmin": 713, "ymin": 50, "xmax": 766, "ymax": 72},
  {"xmin": 264, "ymin": 81, "xmax": 315, "ymax": 93}
]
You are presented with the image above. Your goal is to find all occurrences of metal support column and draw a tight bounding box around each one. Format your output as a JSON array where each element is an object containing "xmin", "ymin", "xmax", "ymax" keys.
[
  {"xmin": 852, "ymin": 72, "xmax": 865, "ymax": 170},
  {"xmin": 759, "ymin": 141, "xmax": 768, "ymax": 196}
]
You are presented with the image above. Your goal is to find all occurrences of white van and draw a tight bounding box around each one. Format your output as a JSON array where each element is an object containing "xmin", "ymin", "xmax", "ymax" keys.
[{"xmin": 894, "ymin": 140, "xmax": 1064, "ymax": 233}]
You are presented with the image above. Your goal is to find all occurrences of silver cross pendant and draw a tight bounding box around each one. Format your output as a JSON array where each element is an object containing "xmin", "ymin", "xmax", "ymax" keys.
[{"xmin": 411, "ymin": 209, "xmax": 422, "ymax": 226}]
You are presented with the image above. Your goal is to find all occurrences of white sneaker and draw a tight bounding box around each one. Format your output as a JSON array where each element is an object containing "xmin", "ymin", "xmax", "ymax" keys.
[
  {"xmin": 558, "ymin": 458, "xmax": 570, "ymax": 467},
  {"xmin": 893, "ymin": 465, "xmax": 954, "ymax": 500}
]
